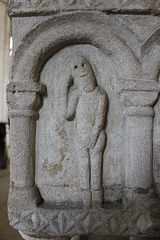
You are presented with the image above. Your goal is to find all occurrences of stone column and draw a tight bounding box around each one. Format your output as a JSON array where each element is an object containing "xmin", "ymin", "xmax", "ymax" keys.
[
  {"xmin": 7, "ymin": 82, "xmax": 45, "ymax": 209},
  {"xmin": 119, "ymin": 80, "xmax": 159, "ymax": 206},
  {"xmin": 0, "ymin": 0, "xmax": 11, "ymax": 123}
]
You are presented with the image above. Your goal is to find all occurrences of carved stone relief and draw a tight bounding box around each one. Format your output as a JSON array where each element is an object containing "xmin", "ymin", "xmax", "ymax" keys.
[
  {"xmin": 36, "ymin": 44, "xmax": 121, "ymax": 207},
  {"xmin": 8, "ymin": 0, "xmax": 160, "ymax": 16},
  {"xmin": 7, "ymin": 5, "xmax": 160, "ymax": 239},
  {"xmin": 61, "ymin": 55, "xmax": 107, "ymax": 208}
]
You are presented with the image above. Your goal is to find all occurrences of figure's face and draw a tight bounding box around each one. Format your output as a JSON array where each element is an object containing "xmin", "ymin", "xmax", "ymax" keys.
[
  {"xmin": 70, "ymin": 56, "xmax": 96, "ymax": 92},
  {"xmin": 71, "ymin": 56, "xmax": 93, "ymax": 78}
]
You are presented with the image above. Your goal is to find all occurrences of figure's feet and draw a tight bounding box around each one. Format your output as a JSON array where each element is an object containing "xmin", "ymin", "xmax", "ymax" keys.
[{"xmin": 92, "ymin": 189, "xmax": 103, "ymax": 209}]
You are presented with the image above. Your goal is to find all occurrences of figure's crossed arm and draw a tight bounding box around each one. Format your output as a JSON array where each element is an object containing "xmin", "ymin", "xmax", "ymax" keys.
[{"xmin": 61, "ymin": 77, "xmax": 81, "ymax": 121}]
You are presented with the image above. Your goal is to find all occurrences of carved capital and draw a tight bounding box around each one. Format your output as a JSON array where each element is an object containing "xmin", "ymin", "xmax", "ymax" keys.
[
  {"xmin": 124, "ymin": 106, "xmax": 154, "ymax": 118},
  {"xmin": 7, "ymin": 82, "xmax": 45, "ymax": 118},
  {"xmin": 120, "ymin": 91, "xmax": 158, "ymax": 108},
  {"xmin": 119, "ymin": 79, "xmax": 159, "ymax": 116}
]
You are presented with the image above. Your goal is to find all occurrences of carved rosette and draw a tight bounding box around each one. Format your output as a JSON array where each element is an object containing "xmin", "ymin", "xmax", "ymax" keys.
[{"xmin": 7, "ymin": 82, "xmax": 45, "ymax": 210}]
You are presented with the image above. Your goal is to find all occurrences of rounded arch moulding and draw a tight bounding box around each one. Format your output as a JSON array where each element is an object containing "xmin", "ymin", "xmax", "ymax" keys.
[{"xmin": 10, "ymin": 12, "xmax": 141, "ymax": 83}]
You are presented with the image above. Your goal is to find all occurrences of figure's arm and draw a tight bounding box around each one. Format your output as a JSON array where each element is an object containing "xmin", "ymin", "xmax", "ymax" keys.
[
  {"xmin": 61, "ymin": 78, "xmax": 81, "ymax": 121},
  {"xmin": 91, "ymin": 90, "xmax": 107, "ymax": 146}
]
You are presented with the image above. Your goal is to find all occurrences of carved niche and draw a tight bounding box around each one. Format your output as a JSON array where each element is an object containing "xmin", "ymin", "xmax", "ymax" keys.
[
  {"xmin": 7, "ymin": 9, "xmax": 160, "ymax": 239},
  {"xmin": 37, "ymin": 54, "xmax": 108, "ymax": 209}
]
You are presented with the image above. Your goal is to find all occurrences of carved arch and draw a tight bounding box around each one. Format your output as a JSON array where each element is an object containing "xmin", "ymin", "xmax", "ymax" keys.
[
  {"xmin": 10, "ymin": 12, "xmax": 141, "ymax": 83},
  {"xmin": 141, "ymin": 28, "xmax": 160, "ymax": 80}
]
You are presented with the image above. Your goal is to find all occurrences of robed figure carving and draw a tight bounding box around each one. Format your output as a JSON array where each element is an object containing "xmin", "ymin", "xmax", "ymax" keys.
[{"xmin": 61, "ymin": 56, "xmax": 107, "ymax": 208}]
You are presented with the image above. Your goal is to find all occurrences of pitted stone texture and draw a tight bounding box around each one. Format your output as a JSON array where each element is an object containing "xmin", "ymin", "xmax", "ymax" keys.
[
  {"xmin": 35, "ymin": 44, "xmax": 123, "ymax": 206},
  {"xmin": 10, "ymin": 13, "xmax": 160, "ymax": 84},
  {"xmin": 8, "ymin": 0, "xmax": 160, "ymax": 17},
  {"xmin": 8, "ymin": 206, "xmax": 160, "ymax": 238},
  {"xmin": 61, "ymin": 55, "xmax": 107, "ymax": 208},
  {"xmin": 7, "ymin": 3, "xmax": 160, "ymax": 239}
]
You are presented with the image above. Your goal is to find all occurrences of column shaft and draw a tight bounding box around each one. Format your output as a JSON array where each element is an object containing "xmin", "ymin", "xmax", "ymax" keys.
[
  {"xmin": 7, "ymin": 82, "xmax": 45, "ymax": 209},
  {"xmin": 125, "ymin": 114, "xmax": 153, "ymax": 190},
  {"xmin": 10, "ymin": 116, "xmax": 36, "ymax": 187}
]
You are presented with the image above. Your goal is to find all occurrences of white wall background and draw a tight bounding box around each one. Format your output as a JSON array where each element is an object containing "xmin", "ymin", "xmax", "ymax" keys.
[{"xmin": 0, "ymin": 0, "xmax": 11, "ymax": 123}]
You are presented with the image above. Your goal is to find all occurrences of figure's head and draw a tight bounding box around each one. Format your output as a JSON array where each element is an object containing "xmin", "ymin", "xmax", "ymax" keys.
[{"xmin": 70, "ymin": 56, "xmax": 96, "ymax": 92}]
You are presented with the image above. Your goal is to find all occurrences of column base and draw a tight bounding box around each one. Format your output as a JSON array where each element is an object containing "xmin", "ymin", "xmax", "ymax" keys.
[
  {"xmin": 92, "ymin": 189, "xmax": 103, "ymax": 209},
  {"xmin": 82, "ymin": 190, "xmax": 91, "ymax": 209},
  {"xmin": 123, "ymin": 187, "xmax": 155, "ymax": 210},
  {"xmin": 8, "ymin": 185, "xmax": 43, "ymax": 210}
]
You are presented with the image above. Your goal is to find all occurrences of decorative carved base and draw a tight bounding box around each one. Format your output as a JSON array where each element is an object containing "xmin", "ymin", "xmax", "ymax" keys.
[{"xmin": 9, "ymin": 204, "xmax": 160, "ymax": 238}]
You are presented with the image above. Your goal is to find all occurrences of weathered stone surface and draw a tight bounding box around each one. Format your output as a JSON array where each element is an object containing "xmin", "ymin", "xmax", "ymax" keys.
[
  {"xmin": 7, "ymin": 0, "xmax": 160, "ymax": 17},
  {"xmin": 8, "ymin": 206, "xmax": 160, "ymax": 238},
  {"xmin": 7, "ymin": 1, "xmax": 160, "ymax": 239}
]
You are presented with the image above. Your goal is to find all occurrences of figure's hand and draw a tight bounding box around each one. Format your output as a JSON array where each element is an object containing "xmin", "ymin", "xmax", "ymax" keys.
[
  {"xmin": 74, "ymin": 134, "xmax": 97, "ymax": 150},
  {"xmin": 90, "ymin": 138, "xmax": 97, "ymax": 149},
  {"xmin": 89, "ymin": 131, "xmax": 100, "ymax": 149},
  {"xmin": 74, "ymin": 134, "xmax": 87, "ymax": 149}
]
